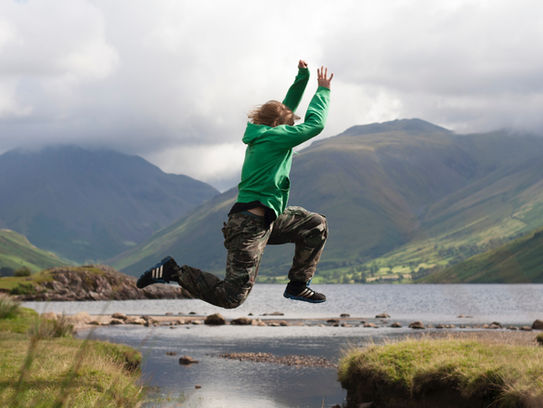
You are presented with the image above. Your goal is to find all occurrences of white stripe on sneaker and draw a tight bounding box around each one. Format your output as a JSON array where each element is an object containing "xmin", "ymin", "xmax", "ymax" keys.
[
  {"xmin": 158, "ymin": 265, "xmax": 163, "ymax": 278},
  {"xmin": 300, "ymin": 288, "xmax": 311, "ymax": 297}
]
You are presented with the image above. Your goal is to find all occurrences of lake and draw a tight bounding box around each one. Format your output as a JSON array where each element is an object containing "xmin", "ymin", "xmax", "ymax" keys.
[{"xmin": 23, "ymin": 284, "xmax": 543, "ymax": 407}]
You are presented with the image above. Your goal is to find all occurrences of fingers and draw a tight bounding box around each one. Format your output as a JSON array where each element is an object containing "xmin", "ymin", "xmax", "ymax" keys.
[{"xmin": 317, "ymin": 66, "xmax": 333, "ymax": 80}]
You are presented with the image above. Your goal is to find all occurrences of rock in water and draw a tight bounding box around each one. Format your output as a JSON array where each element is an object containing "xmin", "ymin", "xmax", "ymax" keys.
[
  {"xmin": 231, "ymin": 317, "xmax": 253, "ymax": 325},
  {"xmin": 204, "ymin": 313, "xmax": 226, "ymax": 325},
  {"xmin": 409, "ymin": 321, "xmax": 425, "ymax": 330},
  {"xmin": 112, "ymin": 312, "xmax": 128, "ymax": 321},
  {"xmin": 532, "ymin": 320, "xmax": 543, "ymax": 330},
  {"xmin": 179, "ymin": 355, "xmax": 199, "ymax": 365}
]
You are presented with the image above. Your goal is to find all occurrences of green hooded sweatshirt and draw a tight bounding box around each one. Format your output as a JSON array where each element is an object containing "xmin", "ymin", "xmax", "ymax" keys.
[{"xmin": 236, "ymin": 67, "xmax": 331, "ymax": 217}]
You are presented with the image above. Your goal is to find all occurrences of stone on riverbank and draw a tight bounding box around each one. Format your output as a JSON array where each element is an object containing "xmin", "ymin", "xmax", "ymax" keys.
[
  {"xmin": 409, "ymin": 321, "xmax": 425, "ymax": 330},
  {"xmin": 532, "ymin": 319, "xmax": 543, "ymax": 330},
  {"xmin": 375, "ymin": 313, "xmax": 390, "ymax": 319}
]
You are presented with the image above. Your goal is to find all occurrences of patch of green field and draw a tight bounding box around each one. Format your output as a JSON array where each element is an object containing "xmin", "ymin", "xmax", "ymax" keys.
[{"xmin": 0, "ymin": 229, "xmax": 73, "ymax": 274}]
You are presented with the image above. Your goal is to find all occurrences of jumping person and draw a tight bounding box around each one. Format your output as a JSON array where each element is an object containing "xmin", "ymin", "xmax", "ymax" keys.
[{"xmin": 136, "ymin": 60, "xmax": 333, "ymax": 308}]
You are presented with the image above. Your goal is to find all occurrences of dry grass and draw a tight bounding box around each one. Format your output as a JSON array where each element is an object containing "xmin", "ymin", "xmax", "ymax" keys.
[
  {"xmin": 0, "ymin": 304, "xmax": 143, "ymax": 408},
  {"xmin": 0, "ymin": 293, "xmax": 20, "ymax": 318}
]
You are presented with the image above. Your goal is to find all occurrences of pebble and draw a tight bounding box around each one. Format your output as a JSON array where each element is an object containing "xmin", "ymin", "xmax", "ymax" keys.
[
  {"xmin": 109, "ymin": 318, "xmax": 124, "ymax": 325},
  {"xmin": 179, "ymin": 355, "xmax": 199, "ymax": 365},
  {"xmin": 231, "ymin": 317, "xmax": 253, "ymax": 325},
  {"xmin": 111, "ymin": 312, "xmax": 128, "ymax": 321}
]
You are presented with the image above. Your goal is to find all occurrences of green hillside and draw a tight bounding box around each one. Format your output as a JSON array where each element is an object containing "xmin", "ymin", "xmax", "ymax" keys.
[
  {"xmin": 418, "ymin": 226, "xmax": 543, "ymax": 283},
  {"xmin": 0, "ymin": 229, "xmax": 72, "ymax": 274},
  {"xmin": 112, "ymin": 119, "xmax": 543, "ymax": 283}
]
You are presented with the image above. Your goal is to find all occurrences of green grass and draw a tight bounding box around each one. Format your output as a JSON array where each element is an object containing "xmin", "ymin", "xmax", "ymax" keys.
[
  {"xmin": 0, "ymin": 300, "xmax": 143, "ymax": 407},
  {"xmin": 0, "ymin": 293, "xmax": 20, "ymax": 319},
  {"xmin": 339, "ymin": 337, "xmax": 543, "ymax": 407},
  {"xmin": 420, "ymin": 227, "xmax": 543, "ymax": 283},
  {"xmin": 0, "ymin": 269, "xmax": 54, "ymax": 295},
  {"xmin": 0, "ymin": 229, "xmax": 72, "ymax": 274}
]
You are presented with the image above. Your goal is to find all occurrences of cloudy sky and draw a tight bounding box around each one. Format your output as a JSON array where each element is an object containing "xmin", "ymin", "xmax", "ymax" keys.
[{"xmin": 1, "ymin": 0, "xmax": 542, "ymax": 190}]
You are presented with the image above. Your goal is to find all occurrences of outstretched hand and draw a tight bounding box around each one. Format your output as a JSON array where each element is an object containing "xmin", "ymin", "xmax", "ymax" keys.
[
  {"xmin": 317, "ymin": 66, "xmax": 334, "ymax": 89},
  {"xmin": 298, "ymin": 60, "xmax": 308, "ymax": 69}
]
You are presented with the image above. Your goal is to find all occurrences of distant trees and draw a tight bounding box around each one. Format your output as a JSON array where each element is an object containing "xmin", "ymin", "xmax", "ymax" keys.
[{"xmin": 14, "ymin": 267, "xmax": 31, "ymax": 277}]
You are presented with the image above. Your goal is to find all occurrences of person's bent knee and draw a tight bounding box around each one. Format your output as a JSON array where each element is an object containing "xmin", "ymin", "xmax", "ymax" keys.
[
  {"xmin": 304, "ymin": 213, "xmax": 328, "ymax": 246},
  {"xmin": 220, "ymin": 281, "xmax": 252, "ymax": 309}
]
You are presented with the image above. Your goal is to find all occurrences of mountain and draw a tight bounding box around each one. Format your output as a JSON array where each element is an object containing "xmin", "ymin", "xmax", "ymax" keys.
[
  {"xmin": 0, "ymin": 229, "xmax": 71, "ymax": 274},
  {"xmin": 0, "ymin": 146, "xmax": 218, "ymax": 262},
  {"xmin": 112, "ymin": 119, "xmax": 543, "ymax": 282},
  {"xmin": 419, "ymin": 226, "xmax": 543, "ymax": 283}
]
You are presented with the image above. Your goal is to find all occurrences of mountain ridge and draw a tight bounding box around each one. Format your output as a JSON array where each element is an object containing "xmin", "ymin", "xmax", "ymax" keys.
[
  {"xmin": 112, "ymin": 119, "xmax": 543, "ymax": 282},
  {"xmin": 0, "ymin": 145, "xmax": 219, "ymax": 262}
]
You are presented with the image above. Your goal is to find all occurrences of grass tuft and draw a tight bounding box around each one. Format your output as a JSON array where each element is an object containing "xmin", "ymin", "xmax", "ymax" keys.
[
  {"xmin": 0, "ymin": 306, "xmax": 143, "ymax": 407},
  {"xmin": 339, "ymin": 336, "xmax": 543, "ymax": 407},
  {"xmin": 537, "ymin": 333, "xmax": 543, "ymax": 346},
  {"xmin": 28, "ymin": 314, "xmax": 74, "ymax": 339},
  {"xmin": 0, "ymin": 293, "xmax": 20, "ymax": 319}
]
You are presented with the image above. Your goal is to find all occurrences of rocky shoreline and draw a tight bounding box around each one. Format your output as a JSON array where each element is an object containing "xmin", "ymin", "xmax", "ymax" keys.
[
  {"xmin": 9, "ymin": 265, "xmax": 192, "ymax": 301},
  {"xmin": 48, "ymin": 309, "xmax": 543, "ymax": 337}
]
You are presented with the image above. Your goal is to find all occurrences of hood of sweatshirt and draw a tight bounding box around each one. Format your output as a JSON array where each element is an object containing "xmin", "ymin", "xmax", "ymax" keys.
[{"xmin": 242, "ymin": 122, "xmax": 272, "ymax": 145}]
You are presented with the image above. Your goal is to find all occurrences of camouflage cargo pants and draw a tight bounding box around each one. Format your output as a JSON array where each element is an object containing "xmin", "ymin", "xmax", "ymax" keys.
[{"xmin": 175, "ymin": 206, "xmax": 328, "ymax": 309}]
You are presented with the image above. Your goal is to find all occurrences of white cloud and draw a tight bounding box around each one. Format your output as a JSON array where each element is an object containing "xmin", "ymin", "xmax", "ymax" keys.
[
  {"xmin": 0, "ymin": 0, "xmax": 542, "ymax": 188},
  {"xmin": 145, "ymin": 142, "xmax": 246, "ymax": 191},
  {"xmin": 0, "ymin": 80, "xmax": 32, "ymax": 118}
]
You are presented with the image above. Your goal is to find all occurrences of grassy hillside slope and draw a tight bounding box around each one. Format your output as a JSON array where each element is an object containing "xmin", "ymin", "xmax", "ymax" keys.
[
  {"xmin": 419, "ymin": 226, "xmax": 543, "ymax": 283},
  {"xmin": 0, "ymin": 229, "xmax": 72, "ymax": 274}
]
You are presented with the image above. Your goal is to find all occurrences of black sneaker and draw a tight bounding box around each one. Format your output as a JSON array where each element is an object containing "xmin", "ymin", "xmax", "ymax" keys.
[
  {"xmin": 136, "ymin": 256, "xmax": 179, "ymax": 289},
  {"xmin": 283, "ymin": 281, "xmax": 326, "ymax": 303}
]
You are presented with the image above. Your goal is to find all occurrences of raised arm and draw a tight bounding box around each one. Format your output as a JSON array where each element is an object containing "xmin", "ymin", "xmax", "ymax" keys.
[
  {"xmin": 271, "ymin": 66, "xmax": 333, "ymax": 149},
  {"xmin": 282, "ymin": 60, "xmax": 310, "ymax": 112}
]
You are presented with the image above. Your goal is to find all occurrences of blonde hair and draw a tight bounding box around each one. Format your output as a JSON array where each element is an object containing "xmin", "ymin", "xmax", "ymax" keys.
[{"xmin": 248, "ymin": 100, "xmax": 300, "ymax": 127}]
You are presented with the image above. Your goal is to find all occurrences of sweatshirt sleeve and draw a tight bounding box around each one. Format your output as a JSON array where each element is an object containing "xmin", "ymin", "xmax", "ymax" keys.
[
  {"xmin": 282, "ymin": 67, "xmax": 310, "ymax": 112},
  {"xmin": 270, "ymin": 86, "xmax": 330, "ymax": 149}
]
